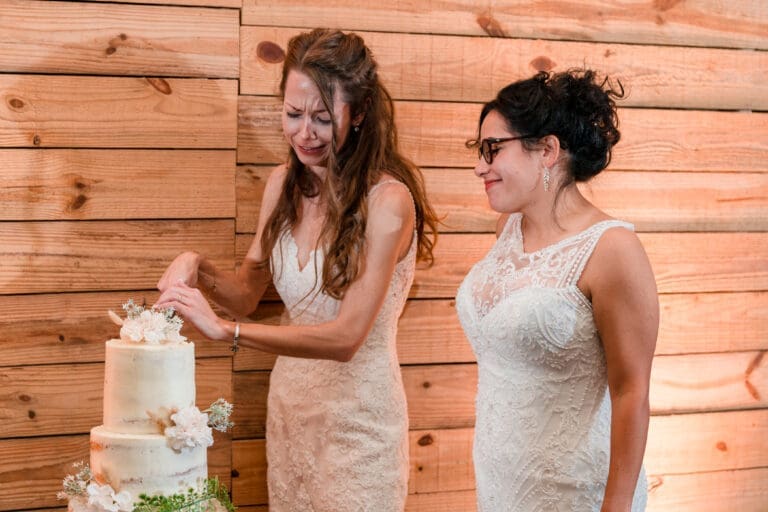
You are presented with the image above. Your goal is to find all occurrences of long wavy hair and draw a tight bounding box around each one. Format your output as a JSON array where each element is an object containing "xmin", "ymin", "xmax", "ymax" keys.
[{"xmin": 260, "ymin": 28, "xmax": 439, "ymax": 299}]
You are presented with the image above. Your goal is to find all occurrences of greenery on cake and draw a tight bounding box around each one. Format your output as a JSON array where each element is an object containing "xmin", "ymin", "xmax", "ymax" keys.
[
  {"xmin": 58, "ymin": 462, "xmax": 235, "ymax": 512},
  {"xmin": 133, "ymin": 477, "xmax": 235, "ymax": 512}
]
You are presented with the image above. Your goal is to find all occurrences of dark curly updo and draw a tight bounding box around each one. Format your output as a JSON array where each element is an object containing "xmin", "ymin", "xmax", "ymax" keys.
[{"xmin": 473, "ymin": 69, "xmax": 625, "ymax": 184}]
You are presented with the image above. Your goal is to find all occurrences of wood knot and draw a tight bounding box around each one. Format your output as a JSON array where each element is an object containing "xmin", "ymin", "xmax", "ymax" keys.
[
  {"xmin": 68, "ymin": 194, "xmax": 88, "ymax": 211},
  {"xmin": 417, "ymin": 465, "xmax": 424, "ymax": 472},
  {"xmin": 18, "ymin": 394, "xmax": 31, "ymax": 402},
  {"xmin": 32, "ymin": 134, "xmax": 41, "ymax": 145},
  {"xmin": 119, "ymin": 33, "xmax": 127, "ymax": 40},
  {"xmin": 7, "ymin": 97, "xmax": 25, "ymax": 110},
  {"xmin": 716, "ymin": 441, "xmax": 727, "ymax": 452},
  {"xmin": 106, "ymin": 46, "xmax": 117, "ymax": 55},
  {"xmin": 604, "ymin": 49, "xmax": 616, "ymax": 58},
  {"xmin": 58, "ymin": 334, "xmax": 65, "ymax": 342},
  {"xmin": 417, "ymin": 434, "xmax": 434, "ymax": 446},
  {"xmin": 146, "ymin": 77, "xmax": 172, "ymax": 95},
  {"xmin": 257, "ymin": 41, "xmax": 286, "ymax": 64},
  {"xmin": 476, "ymin": 14, "xmax": 506, "ymax": 37},
  {"xmin": 422, "ymin": 381, "xmax": 431, "ymax": 389},
  {"xmin": 530, "ymin": 56, "xmax": 556, "ymax": 72},
  {"xmin": 231, "ymin": 469, "xmax": 240, "ymax": 478},
  {"xmin": 28, "ymin": 410, "xmax": 36, "ymax": 419}
]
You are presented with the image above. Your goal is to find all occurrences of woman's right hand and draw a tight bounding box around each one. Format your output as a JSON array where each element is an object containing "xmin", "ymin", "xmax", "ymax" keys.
[{"xmin": 157, "ymin": 251, "xmax": 202, "ymax": 292}]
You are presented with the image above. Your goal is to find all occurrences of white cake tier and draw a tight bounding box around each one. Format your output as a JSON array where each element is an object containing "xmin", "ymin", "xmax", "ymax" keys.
[
  {"xmin": 103, "ymin": 339, "xmax": 195, "ymax": 434},
  {"xmin": 90, "ymin": 425, "xmax": 207, "ymax": 503}
]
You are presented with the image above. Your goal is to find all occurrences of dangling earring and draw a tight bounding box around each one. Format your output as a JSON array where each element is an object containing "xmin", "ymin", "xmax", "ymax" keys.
[{"xmin": 543, "ymin": 167, "xmax": 551, "ymax": 192}]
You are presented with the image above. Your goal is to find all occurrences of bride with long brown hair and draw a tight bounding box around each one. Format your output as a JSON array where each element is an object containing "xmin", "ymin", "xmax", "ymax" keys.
[{"xmin": 156, "ymin": 28, "xmax": 439, "ymax": 511}]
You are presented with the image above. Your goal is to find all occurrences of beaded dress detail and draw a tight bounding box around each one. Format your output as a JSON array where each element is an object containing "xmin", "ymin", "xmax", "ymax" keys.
[
  {"xmin": 266, "ymin": 181, "xmax": 414, "ymax": 512},
  {"xmin": 455, "ymin": 213, "xmax": 647, "ymax": 512}
]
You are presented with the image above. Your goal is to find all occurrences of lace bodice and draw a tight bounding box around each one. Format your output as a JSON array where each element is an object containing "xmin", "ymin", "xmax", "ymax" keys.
[
  {"xmin": 265, "ymin": 181, "xmax": 414, "ymax": 512},
  {"xmin": 455, "ymin": 213, "xmax": 647, "ymax": 511}
]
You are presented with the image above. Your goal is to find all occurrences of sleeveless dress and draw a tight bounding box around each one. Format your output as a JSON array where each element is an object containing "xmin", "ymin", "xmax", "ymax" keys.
[
  {"xmin": 455, "ymin": 213, "xmax": 647, "ymax": 512},
  {"xmin": 265, "ymin": 181, "xmax": 414, "ymax": 512}
]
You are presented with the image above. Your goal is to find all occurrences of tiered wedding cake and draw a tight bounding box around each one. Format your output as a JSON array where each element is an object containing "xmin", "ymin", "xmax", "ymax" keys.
[{"xmin": 59, "ymin": 300, "xmax": 233, "ymax": 512}]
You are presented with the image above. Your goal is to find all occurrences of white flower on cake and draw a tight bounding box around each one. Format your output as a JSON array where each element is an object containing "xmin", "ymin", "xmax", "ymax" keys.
[
  {"xmin": 85, "ymin": 482, "xmax": 132, "ymax": 512},
  {"xmin": 108, "ymin": 299, "xmax": 186, "ymax": 345},
  {"xmin": 165, "ymin": 405, "xmax": 214, "ymax": 452}
]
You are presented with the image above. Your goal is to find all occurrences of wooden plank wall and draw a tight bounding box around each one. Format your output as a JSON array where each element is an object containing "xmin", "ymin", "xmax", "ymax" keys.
[{"xmin": 1, "ymin": 1, "xmax": 766, "ymax": 511}]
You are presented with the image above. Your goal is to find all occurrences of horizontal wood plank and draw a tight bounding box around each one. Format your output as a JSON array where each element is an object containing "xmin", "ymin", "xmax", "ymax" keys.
[
  {"xmin": 0, "ymin": 433, "xmax": 231, "ymax": 511},
  {"xmin": 233, "ymin": 352, "xmax": 765, "ymax": 440},
  {"xmin": 405, "ymin": 490, "xmax": 477, "ymax": 512},
  {"xmin": 80, "ymin": 0, "xmax": 240, "ymax": 7},
  {"xmin": 238, "ymin": 98, "xmax": 768, "ymax": 172},
  {"xmin": 0, "ymin": 291, "xmax": 235, "ymax": 367},
  {"xmin": 241, "ymin": 0, "xmax": 768, "ymax": 50},
  {"xmin": 231, "ymin": 291, "xmax": 768, "ymax": 371},
  {"xmin": 3, "ymin": 149, "xmax": 235, "ymax": 221},
  {"xmin": 242, "ymin": 26, "xmax": 767, "ymax": 109},
  {"xmin": 1, "ymin": 357, "xmax": 232, "ymax": 438},
  {"xmin": 231, "ymin": 438, "xmax": 268, "ymax": 506},
  {"xmin": 0, "ymin": 0, "xmax": 238, "ymax": 77},
  {"xmin": 646, "ymin": 467, "xmax": 768, "ymax": 512},
  {"xmin": 0, "ymin": 219, "xmax": 235, "ymax": 295},
  {"xmin": 0, "ymin": 75, "xmax": 237, "ymax": 148},
  {"xmin": 237, "ymin": 232, "xmax": 768, "ymax": 298},
  {"xmin": 238, "ymin": 166, "xmax": 768, "ymax": 233},
  {"xmin": 231, "ymin": 410, "xmax": 768, "ymax": 505}
]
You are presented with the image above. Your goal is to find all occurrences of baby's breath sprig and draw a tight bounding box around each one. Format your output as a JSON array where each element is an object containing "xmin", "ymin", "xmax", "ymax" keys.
[
  {"xmin": 56, "ymin": 461, "xmax": 92, "ymax": 500},
  {"xmin": 123, "ymin": 298, "xmax": 144, "ymax": 320},
  {"xmin": 205, "ymin": 398, "xmax": 234, "ymax": 433}
]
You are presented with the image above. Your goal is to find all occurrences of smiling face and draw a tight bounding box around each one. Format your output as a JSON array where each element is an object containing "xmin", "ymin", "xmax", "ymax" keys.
[
  {"xmin": 281, "ymin": 69, "xmax": 354, "ymax": 172},
  {"xmin": 474, "ymin": 109, "xmax": 544, "ymax": 213}
]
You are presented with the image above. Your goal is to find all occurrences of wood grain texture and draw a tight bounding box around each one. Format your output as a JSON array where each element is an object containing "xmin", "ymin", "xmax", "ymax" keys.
[
  {"xmin": 80, "ymin": 0, "xmax": 240, "ymax": 6},
  {"xmin": 232, "ymin": 353, "xmax": 764, "ymax": 440},
  {"xmin": 646, "ymin": 467, "xmax": 768, "ymax": 512},
  {"xmin": 241, "ymin": 0, "xmax": 768, "ymax": 50},
  {"xmin": 3, "ymin": 149, "xmax": 235, "ymax": 221},
  {"xmin": 0, "ymin": 0, "xmax": 239, "ymax": 77},
  {"xmin": 1, "ymin": 357, "xmax": 231, "ymax": 438},
  {"xmin": 235, "ymin": 232, "xmax": 768, "ymax": 299},
  {"xmin": 0, "ymin": 291, "xmax": 234, "ymax": 367},
  {"xmin": 237, "ymin": 166, "xmax": 768, "ymax": 234},
  {"xmin": 0, "ymin": 433, "xmax": 231, "ymax": 511},
  {"xmin": 242, "ymin": 26, "xmax": 767, "ymax": 109},
  {"xmin": 229, "ymin": 291, "xmax": 768, "ymax": 372},
  {"xmin": 0, "ymin": 75, "xmax": 237, "ymax": 148},
  {"xmin": 238, "ymin": 97, "xmax": 768, "ymax": 172},
  {"xmin": 0, "ymin": 219, "xmax": 235, "ymax": 295}
]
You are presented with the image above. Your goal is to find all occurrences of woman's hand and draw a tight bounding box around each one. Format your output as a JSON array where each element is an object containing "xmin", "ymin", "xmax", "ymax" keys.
[
  {"xmin": 157, "ymin": 251, "xmax": 202, "ymax": 292},
  {"xmin": 155, "ymin": 281, "xmax": 228, "ymax": 341}
]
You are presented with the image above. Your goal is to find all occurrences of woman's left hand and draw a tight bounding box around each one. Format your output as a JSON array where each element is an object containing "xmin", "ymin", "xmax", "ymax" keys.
[{"xmin": 155, "ymin": 281, "xmax": 227, "ymax": 341}]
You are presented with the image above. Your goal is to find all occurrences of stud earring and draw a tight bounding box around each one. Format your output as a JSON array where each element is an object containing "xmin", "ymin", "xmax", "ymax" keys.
[
  {"xmin": 543, "ymin": 167, "xmax": 551, "ymax": 192},
  {"xmin": 353, "ymin": 125, "xmax": 360, "ymax": 133}
]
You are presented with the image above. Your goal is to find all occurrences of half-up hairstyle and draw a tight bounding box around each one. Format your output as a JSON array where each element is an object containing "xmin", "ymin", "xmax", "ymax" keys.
[
  {"xmin": 260, "ymin": 28, "xmax": 439, "ymax": 299},
  {"xmin": 470, "ymin": 69, "xmax": 625, "ymax": 187}
]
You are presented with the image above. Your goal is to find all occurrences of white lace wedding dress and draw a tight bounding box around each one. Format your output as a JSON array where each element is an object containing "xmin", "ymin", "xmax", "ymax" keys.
[
  {"xmin": 455, "ymin": 213, "xmax": 647, "ymax": 512},
  {"xmin": 265, "ymin": 182, "xmax": 413, "ymax": 512}
]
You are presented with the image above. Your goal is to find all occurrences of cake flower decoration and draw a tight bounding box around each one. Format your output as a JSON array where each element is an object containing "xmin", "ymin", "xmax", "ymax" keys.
[
  {"xmin": 57, "ymin": 462, "xmax": 132, "ymax": 512},
  {"xmin": 108, "ymin": 299, "xmax": 186, "ymax": 345},
  {"xmin": 165, "ymin": 406, "xmax": 214, "ymax": 452}
]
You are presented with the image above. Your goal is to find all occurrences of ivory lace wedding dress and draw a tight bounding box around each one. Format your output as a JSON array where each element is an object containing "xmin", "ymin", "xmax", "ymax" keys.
[
  {"xmin": 455, "ymin": 213, "xmax": 647, "ymax": 512},
  {"xmin": 266, "ymin": 181, "xmax": 413, "ymax": 512}
]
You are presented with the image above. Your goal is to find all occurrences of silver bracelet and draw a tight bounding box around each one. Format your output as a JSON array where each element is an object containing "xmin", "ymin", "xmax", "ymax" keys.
[{"xmin": 231, "ymin": 322, "xmax": 240, "ymax": 353}]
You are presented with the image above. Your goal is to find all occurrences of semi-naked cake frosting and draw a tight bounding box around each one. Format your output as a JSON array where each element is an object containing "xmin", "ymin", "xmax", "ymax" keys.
[
  {"xmin": 89, "ymin": 339, "xmax": 207, "ymax": 502},
  {"xmin": 62, "ymin": 301, "xmax": 231, "ymax": 512}
]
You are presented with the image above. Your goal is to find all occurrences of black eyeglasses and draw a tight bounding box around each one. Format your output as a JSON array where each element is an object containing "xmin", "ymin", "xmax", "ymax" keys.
[{"xmin": 478, "ymin": 135, "xmax": 531, "ymax": 164}]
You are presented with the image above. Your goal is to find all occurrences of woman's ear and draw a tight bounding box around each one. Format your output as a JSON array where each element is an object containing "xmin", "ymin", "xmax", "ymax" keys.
[
  {"xmin": 540, "ymin": 134, "xmax": 561, "ymax": 168},
  {"xmin": 352, "ymin": 111, "xmax": 365, "ymax": 127}
]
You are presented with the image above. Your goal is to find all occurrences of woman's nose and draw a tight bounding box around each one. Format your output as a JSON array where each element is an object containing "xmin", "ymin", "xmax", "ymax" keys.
[
  {"xmin": 300, "ymin": 117, "xmax": 315, "ymax": 139},
  {"xmin": 474, "ymin": 159, "xmax": 490, "ymax": 178}
]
